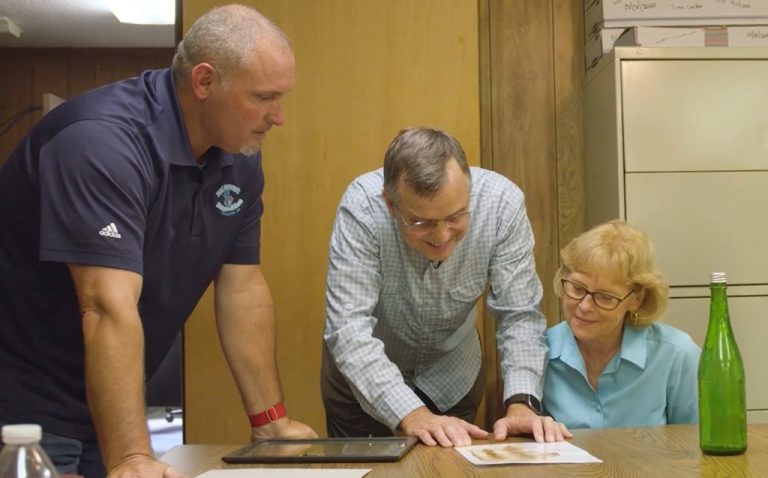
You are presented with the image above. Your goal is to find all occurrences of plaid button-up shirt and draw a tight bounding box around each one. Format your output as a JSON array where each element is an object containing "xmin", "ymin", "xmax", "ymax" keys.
[{"xmin": 323, "ymin": 167, "xmax": 547, "ymax": 429}]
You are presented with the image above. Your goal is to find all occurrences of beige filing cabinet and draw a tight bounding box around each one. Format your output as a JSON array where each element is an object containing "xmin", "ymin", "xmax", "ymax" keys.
[{"xmin": 584, "ymin": 47, "xmax": 768, "ymax": 422}]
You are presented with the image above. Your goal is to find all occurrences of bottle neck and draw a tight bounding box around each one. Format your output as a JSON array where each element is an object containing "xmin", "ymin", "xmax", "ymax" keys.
[
  {"xmin": 710, "ymin": 282, "xmax": 727, "ymax": 299},
  {"xmin": 708, "ymin": 283, "xmax": 732, "ymax": 329}
]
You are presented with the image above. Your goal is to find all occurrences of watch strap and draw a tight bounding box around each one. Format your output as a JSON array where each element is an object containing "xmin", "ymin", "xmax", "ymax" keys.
[
  {"xmin": 504, "ymin": 393, "xmax": 542, "ymax": 415},
  {"xmin": 248, "ymin": 402, "xmax": 287, "ymax": 427}
]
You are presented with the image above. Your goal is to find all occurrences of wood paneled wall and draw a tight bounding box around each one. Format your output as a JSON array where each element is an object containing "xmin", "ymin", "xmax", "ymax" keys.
[
  {"xmin": 0, "ymin": 0, "xmax": 586, "ymax": 446},
  {"xmin": 481, "ymin": 0, "xmax": 585, "ymax": 324},
  {"xmin": 182, "ymin": 0, "xmax": 483, "ymax": 443},
  {"xmin": 183, "ymin": 0, "xmax": 585, "ymax": 441},
  {"xmin": 0, "ymin": 49, "xmax": 174, "ymax": 165},
  {"xmin": 478, "ymin": 0, "xmax": 585, "ymax": 423}
]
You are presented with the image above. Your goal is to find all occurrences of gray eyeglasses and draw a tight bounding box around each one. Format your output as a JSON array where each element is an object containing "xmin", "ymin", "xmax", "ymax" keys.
[{"xmin": 394, "ymin": 205, "xmax": 471, "ymax": 234}]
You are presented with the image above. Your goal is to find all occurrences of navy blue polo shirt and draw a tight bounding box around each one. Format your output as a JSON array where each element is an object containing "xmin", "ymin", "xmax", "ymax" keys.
[{"xmin": 0, "ymin": 68, "xmax": 265, "ymax": 439}]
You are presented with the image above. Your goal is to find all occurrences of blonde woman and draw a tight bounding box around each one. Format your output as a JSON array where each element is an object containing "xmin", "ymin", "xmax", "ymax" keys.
[{"xmin": 543, "ymin": 220, "xmax": 700, "ymax": 428}]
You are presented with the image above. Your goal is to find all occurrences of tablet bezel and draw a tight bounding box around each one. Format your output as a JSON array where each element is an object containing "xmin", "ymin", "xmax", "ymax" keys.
[{"xmin": 221, "ymin": 436, "xmax": 419, "ymax": 464}]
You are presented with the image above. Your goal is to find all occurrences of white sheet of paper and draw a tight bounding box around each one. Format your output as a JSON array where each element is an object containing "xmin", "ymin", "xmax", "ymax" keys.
[
  {"xmin": 455, "ymin": 441, "xmax": 602, "ymax": 466},
  {"xmin": 196, "ymin": 469, "xmax": 370, "ymax": 478}
]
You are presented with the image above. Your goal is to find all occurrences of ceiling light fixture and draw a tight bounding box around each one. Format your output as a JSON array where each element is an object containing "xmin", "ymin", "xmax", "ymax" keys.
[{"xmin": 107, "ymin": 0, "xmax": 175, "ymax": 25}]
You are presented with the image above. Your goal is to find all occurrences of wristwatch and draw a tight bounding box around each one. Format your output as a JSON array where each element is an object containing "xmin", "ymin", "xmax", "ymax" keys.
[{"xmin": 504, "ymin": 393, "xmax": 543, "ymax": 415}]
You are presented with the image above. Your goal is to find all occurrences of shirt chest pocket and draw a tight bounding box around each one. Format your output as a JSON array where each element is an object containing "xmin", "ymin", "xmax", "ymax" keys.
[
  {"xmin": 439, "ymin": 276, "xmax": 487, "ymax": 327},
  {"xmin": 449, "ymin": 276, "xmax": 487, "ymax": 302}
]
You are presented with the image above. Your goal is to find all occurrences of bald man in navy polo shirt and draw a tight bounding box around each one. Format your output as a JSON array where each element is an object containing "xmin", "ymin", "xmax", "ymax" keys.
[{"xmin": 0, "ymin": 5, "xmax": 315, "ymax": 478}]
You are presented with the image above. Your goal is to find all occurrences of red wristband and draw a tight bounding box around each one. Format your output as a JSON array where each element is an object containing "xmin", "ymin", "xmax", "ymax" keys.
[{"xmin": 248, "ymin": 402, "xmax": 287, "ymax": 427}]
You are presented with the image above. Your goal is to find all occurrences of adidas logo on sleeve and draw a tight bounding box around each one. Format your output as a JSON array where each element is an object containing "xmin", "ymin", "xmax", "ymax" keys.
[{"xmin": 99, "ymin": 222, "xmax": 122, "ymax": 239}]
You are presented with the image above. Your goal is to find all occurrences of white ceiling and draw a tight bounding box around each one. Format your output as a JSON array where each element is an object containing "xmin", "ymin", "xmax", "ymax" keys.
[{"xmin": 0, "ymin": 0, "xmax": 176, "ymax": 48}]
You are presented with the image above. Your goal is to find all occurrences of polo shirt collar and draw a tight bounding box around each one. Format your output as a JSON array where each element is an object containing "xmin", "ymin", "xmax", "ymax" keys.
[
  {"xmin": 199, "ymin": 147, "xmax": 235, "ymax": 170},
  {"xmin": 159, "ymin": 69, "xmax": 235, "ymax": 170}
]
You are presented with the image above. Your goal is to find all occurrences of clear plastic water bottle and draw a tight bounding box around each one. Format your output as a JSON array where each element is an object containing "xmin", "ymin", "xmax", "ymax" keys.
[{"xmin": 0, "ymin": 424, "xmax": 60, "ymax": 478}]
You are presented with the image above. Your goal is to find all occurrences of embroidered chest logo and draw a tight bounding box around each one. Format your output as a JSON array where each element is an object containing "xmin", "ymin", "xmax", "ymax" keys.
[{"xmin": 215, "ymin": 184, "xmax": 244, "ymax": 216}]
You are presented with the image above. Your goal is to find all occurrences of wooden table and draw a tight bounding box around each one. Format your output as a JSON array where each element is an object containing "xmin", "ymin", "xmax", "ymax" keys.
[{"xmin": 161, "ymin": 424, "xmax": 768, "ymax": 477}]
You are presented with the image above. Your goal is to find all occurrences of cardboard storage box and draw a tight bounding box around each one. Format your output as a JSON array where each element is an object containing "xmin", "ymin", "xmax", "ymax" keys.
[
  {"xmin": 612, "ymin": 25, "xmax": 768, "ymax": 48},
  {"xmin": 585, "ymin": 28, "xmax": 626, "ymax": 72},
  {"xmin": 585, "ymin": 0, "xmax": 768, "ymax": 39}
]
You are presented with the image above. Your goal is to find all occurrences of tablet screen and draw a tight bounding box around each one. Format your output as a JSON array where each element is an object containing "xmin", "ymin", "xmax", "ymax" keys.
[{"xmin": 222, "ymin": 437, "xmax": 418, "ymax": 463}]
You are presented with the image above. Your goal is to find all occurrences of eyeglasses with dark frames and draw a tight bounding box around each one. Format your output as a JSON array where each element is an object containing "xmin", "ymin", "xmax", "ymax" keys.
[{"xmin": 560, "ymin": 278, "xmax": 635, "ymax": 311}]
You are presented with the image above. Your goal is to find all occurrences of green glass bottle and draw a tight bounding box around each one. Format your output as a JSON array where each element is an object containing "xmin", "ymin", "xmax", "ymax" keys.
[{"xmin": 698, "ymin": 271, "xmax": 747, "ymax": 455}]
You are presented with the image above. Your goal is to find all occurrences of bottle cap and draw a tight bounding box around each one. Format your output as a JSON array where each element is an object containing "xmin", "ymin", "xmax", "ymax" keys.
[
  {"xmin": 710, "ymin": 272, "xmax": 727, "ymax": 283},
  {"xmin": 1, "ymin": 424, "xmax": 42, "ymax": 444}
]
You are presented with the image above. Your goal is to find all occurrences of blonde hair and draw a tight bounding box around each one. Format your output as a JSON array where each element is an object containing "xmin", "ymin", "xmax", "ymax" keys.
[{"xmin": 552, "ymin": 220, "xmax": 668, "ymax": 327}]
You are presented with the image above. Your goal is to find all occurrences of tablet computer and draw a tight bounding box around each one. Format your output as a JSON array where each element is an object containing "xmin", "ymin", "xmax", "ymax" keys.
[{"xmin": 221, "ymin": 436, "xmax": 418, "ymax": 464}]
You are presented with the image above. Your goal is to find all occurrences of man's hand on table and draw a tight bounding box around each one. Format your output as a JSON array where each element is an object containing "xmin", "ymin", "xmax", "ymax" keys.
[
  {"xmin": 492, "ymin": 403, "xmax": 572, "ymax": 443},
  {"xmin": 107, "ymin": 454, "xmax": 183, "ymax": 478},
  {"xmin": 251, "ymin": 417, "xmax": 318, "ymax": 442},
  {"xmin": 399, "ymin": 406, "xmax": 489, "ymax": 447}
]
